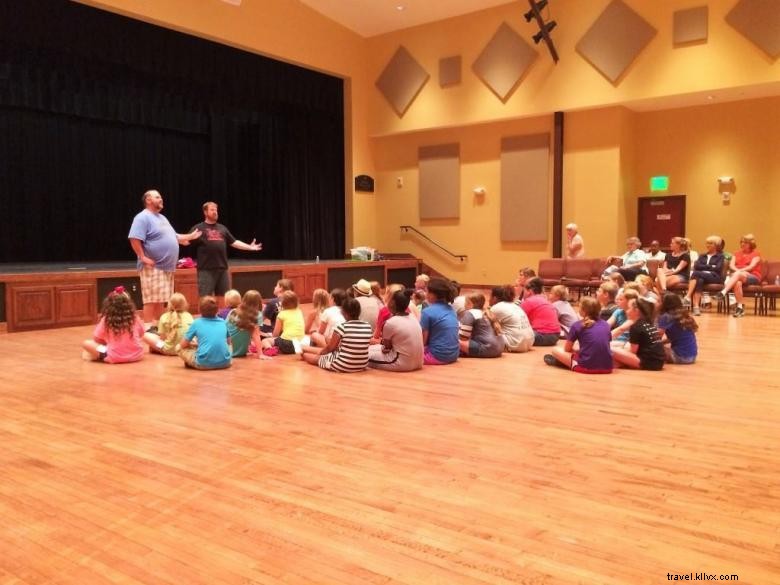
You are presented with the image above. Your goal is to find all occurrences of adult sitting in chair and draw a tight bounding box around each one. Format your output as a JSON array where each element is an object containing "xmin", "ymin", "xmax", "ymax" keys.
[
  {"xmin": 684, "ymin": 235, "xmax": 724, "ymax": 316},
  {"xmin": 720, "ymin": 234, "xmax": 762, "ymax": 318},
  {"xmin": 608, "ymin": 237, "xmax": 648, "ymax": 282}
]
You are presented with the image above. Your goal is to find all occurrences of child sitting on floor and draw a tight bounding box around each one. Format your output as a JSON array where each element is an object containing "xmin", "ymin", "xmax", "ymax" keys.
[
  {"xmin": 261, "ymin": 290, "xmax": 305, "ymax": 355},
  {"xmin": 143, "ymin": 292, "xmax": 193, "ymax": 355},
  {"xmin": 543, "ymin": 297, "xmax": 612, "ymax": 374},
  {"xmin": 301, "ymin": 297, "xmax": 373, "ymax": 372},
  {"xmin": 226, "ymin": 289, "xmax": 267, "ymax": 358},
  {"xmin": 612, "ymin": 298, "xmax": 665, "ymax": 370},
  {"xmin": 548, "ymin": 285, "xmax": 578, "ymax": 338},
  {"xmin": 657, "ymin": 293, "xmax": 698, "ymax": 365},
  {"xmin": 179, "ymin": 296, "xmax": 232, "ymax": 370},
  {"xmin": 82, "ymin": 286, "xmax": 145, "ymax": 363},
  {"xmin": 217, "ymin": 289, "xmax": 241, "ymax": 319}
]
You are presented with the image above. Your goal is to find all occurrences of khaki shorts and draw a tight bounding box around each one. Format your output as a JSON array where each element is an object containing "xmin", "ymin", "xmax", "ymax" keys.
[{"xmin": 140, "ymin": 266, "xmax": 174, "ymax": 304}]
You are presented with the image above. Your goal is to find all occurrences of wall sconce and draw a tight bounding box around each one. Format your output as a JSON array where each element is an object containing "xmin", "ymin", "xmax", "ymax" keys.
[{"xmin": 717, "ymin": 176, "xmax": 735, "ymax": 202}]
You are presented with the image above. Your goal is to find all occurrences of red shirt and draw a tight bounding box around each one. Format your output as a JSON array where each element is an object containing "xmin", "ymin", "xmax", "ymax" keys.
[
  {"xmin": 734, "ymin": 250, "xmax": 762, "ymax": 280},
  {"xmin": 521, "ymin": 295, "xmax": 560, "ymax": 334}
]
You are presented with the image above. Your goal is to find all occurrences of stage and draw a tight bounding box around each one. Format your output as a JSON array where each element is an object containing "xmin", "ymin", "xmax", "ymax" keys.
[{"xmin": 0, "ymin": 258, "xmax": 419, "ymax": 332}]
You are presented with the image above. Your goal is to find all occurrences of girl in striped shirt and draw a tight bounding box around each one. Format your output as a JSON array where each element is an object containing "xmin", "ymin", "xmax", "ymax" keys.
[{"xmin": 301, "ymin": 298, "xmax": 373, "ymax": 373}]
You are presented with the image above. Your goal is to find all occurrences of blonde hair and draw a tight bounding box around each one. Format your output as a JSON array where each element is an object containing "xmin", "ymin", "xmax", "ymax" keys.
[
  {"xmin": 598, "ymin": 281, "xmax": 618, "ymax": 302},
  {"xmin": 384, "ymin": 283, "xmax": 405, "ymax": 305},
  {"xmin": 705, "ymin": 235, "xmax": 723, "ymax": 247},
  {"xmin": 627, "ymin": 236, "xmax": 642, "ymax": 246},
  {"xmin": 224, "ymin": 289, "xmax": 241, "ymax": 308},
  {"xmin": 370, "ymin": 281, "xmax": 382, "ymax": 299},
  {"xmin": 671, "ymin": 236, "xmax": 690, "ymax": 252},
  {"xmin": 549, "ymin": 284, "xmax": 568, "ymax": 301},
  {"xmin": 740, "ymin": 233, "xmax": 757, "ymax": 250},
  {"xmin": 164, "ymin": 293, "xmax": 189, "ymax": 342},
  {"xmin": 280, "ymin": 290, "xmax": 299, "ymax": 310},
  {"xmin": 311, "ymin": 288, "xmax": 330, "ymax": 313},
  {"xmin": 635, "ymin": 274, "xmax": 654, "ymax": 291}
]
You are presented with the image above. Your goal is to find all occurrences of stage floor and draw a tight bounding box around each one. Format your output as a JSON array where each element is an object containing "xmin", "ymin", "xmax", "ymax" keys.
[{"xmin": 0, "ymin": 312, "xmax": 778, "ymax": 584}]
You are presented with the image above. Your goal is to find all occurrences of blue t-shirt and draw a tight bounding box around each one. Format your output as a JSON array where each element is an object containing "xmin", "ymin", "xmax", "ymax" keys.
[
  {"xmin": 567, "ymin": 319, "xmax": 613, "ymax": 371},
  {"xmin": 184, "ymin": 317, "xmax": 231, "ymax": 368},
  {"xmin": 657, "ymin": 313, "xmax": 698, "ymax": 359},
  {"xmin": 612, "ymin": 308, "xmax": 629, "ymax": 342},
  {"xmin": 128, "ymin": 209, "xmax": 180, "ymax": 272},
  {"xmin": 420, "ymin": 301, "xmax": 459, "ymax": 363}
]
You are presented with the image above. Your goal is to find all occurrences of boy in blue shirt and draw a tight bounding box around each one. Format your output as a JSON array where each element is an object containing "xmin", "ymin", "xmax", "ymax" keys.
[{"xmin": 179, "ymin": 296, "xmax": 232, "ymax": 370}]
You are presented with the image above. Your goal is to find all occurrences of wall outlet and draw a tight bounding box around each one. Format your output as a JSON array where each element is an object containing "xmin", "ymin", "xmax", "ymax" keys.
[{"xmin": 396, "ymin": 176, "xmax": 403, "ymax": 188}]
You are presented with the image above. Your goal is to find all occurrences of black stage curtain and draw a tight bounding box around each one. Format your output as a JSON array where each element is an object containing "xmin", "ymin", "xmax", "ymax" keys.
[{"xmin": 0, "ymin": 0, "xmax": 345, "ymax": 263}]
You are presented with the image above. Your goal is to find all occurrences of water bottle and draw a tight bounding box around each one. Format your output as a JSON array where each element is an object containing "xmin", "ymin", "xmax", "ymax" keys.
[
  {"xmin": 315, "ymin": 255, "xmax": 320, "ymax": 264},
  {"xmin": 775, "ymin": 275, "xmax": 780, "ymax": 286}
]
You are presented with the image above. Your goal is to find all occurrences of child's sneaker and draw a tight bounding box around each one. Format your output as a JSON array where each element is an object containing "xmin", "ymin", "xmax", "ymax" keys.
[
  {"xmin": 692, "ymin": 307, "xmax": 701, "ymax": 316},
  {"xmin": 543, "ymin": 354, "xmax": 558, "ymax": 367},
  {"xmin": 682, "ymin": 297, "xmax": 691, "ymax": 308},
  {"xmin": 262, "ymin": 347, "xmax": 279, "ymax": 357},
  {"xmin": 733, "ymin": 305, "xmax": 745, "ymax": 318}
]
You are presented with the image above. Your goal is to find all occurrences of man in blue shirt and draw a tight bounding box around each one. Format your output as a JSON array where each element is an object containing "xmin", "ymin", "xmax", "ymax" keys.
[{"xmin": 128, "ymin": 189, "xmax": 201, "ymax": 328}]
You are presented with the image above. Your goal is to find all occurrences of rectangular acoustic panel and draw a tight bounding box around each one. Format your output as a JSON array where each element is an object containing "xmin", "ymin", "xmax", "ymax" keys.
[
  {"xmin": 501, "ymin": 134, "xmax": 549, "ymax": 241},
  {"xmin": 419, "ymin": 144, "xmax": 460, "ymax": 220},
  {"xmin": 576, "ymin": 0, "xmax": 657, "ymax": 84},
  {"xmin": 726, "ymin": 0, "xmax": 780, "ymax": 59},
  {"xmin": 674, "ymin": 6, "xmax": 708, "ymax": 45},
  {"xmin": 376, "ymin": 46, "xmax": 430, "ymax": 117},
  {"xmin": 439, "ymin": 56, "xmax": 462, "ymax": 87}
]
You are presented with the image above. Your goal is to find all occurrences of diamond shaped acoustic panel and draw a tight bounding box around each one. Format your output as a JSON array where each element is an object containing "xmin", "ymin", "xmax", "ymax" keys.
[
  {"xmin": 726, "ymin": 0, "xmax": 780, "ymax": 59},
  {"xmin": 576, "ymin": 0, "xmax": 657, "ymax": 84},
  {"xmin": 674, "ymin": 6, "xmax": 708, "ymax": 45},
  {"xmin": 473, "ymin": 22, "xmax": 537, "ymax": 102},
  {"xmin": 376, "ymin": 46, "xmax": 430, "ymax": 117}
]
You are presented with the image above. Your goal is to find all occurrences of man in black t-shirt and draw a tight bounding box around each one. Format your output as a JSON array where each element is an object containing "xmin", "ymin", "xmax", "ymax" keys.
[{"xmin": 189, "ymin": 201, "xmax": 262, "ymax": 304}]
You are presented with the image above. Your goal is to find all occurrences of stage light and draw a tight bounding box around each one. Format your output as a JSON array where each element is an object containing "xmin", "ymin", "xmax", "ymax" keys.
[
  {"xmin": 525, "ymin": 0, "xmax": 558, "ymax": 62},
  {"xmin": 533, "ymin": 21, "xmax": 556, "ymax": 44},
  {"xmin": 524, "ymin": 0, "xmax": 548, "ymax": 21}
]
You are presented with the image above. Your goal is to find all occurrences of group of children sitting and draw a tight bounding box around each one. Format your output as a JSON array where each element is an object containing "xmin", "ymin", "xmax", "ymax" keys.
[{"xmin": 81, "ymin": 265, "xmax": 699, "ymax": 375}]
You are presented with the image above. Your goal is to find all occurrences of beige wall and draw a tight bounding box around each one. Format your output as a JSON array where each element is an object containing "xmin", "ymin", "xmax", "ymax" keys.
[
  {"xmin": 633, "ymin": 96, "xmax": 780, "ymax": 259},
  {"xmin": 76, "ymin": 0, "xmax": 780, "ymax": 280}
]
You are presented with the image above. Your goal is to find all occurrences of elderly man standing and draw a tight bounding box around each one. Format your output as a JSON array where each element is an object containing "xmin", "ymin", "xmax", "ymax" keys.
[
  {"xmin": 565, "ymin": 223, "xmax": 585, "ymax": 259},
  {"xmin": 189, "ymin": 201, "xmax": 263, "ymax": 306},
  {"xmin": 128, "ymin": 189, "xmax": 202, "ymax": 329}
]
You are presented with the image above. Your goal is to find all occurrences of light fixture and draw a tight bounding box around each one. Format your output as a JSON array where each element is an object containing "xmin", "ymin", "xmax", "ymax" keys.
[
  {"xmin": 717, "ymin": 176, "xmax": 735, "ymax": 202},
  {"xmin": 524, "ymin": 0, "xmax": 559, "ymax": 63}
]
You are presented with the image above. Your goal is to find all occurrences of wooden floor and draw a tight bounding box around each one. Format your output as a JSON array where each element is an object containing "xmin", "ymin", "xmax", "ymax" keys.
[{"xmin": 0, "ymin": 311, "xmax": 778, "ymax": 585}]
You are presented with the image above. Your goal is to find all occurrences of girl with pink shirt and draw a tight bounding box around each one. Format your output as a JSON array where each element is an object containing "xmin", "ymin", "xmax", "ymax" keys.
[{"xmin": 82, "ymin": 287, "xmax": 145, "ymax": 363}]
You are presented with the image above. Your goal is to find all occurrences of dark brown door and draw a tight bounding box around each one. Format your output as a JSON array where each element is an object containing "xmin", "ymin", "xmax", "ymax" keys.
[{"xmin": 638, "ymin": 195, "xmax": 686, "ymax": 247}]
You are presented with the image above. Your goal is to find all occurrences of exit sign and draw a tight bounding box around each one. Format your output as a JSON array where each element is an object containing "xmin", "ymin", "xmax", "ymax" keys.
[{"xmin": 650, "ymin": 176, "xmax": 669, "ymax": 191}]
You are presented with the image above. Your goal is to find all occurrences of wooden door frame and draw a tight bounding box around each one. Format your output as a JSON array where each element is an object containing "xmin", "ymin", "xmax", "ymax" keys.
[{"xmin": 637, "ymin": 194, "xmax": 687, "ymax": 247}]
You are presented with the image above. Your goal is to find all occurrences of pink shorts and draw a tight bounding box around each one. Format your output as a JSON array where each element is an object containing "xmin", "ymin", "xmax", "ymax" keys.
[{"xmin": 423, "ymin": 350, "xmax": 447, "ymax": 365}]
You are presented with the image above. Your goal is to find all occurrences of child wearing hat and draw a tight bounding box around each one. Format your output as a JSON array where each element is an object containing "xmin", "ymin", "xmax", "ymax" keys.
[{"xmin": 352, "ymin": 278, "xmax": 382, "ymax": 333}]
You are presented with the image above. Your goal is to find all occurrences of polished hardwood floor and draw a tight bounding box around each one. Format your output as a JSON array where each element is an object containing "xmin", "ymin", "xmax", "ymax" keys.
[{"xmin": 0, "ymin": 310, "xmax": 778, "ymax": 585}]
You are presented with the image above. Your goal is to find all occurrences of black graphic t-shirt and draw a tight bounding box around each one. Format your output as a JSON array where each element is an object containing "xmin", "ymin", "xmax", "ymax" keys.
[
  {"xmin": 628, "ymin": 318, "xmax": 665, "ymax": 370},
  {"xmin": 189, "ymin": 222, "xmax": 236, "ymax": 270}
]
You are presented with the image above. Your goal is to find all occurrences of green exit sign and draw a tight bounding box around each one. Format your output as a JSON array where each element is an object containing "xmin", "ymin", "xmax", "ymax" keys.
[{"xmin": 650, "ymin": 176, "xmax": 669, "ymax": 191}]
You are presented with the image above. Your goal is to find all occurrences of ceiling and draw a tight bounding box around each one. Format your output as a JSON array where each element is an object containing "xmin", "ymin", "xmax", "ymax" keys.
[{"xmin": 297, "ymin": 0, "xmax": 516, "ymax": 37}]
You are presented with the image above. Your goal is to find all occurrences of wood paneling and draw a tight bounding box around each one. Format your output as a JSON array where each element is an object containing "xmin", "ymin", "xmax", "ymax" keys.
[
  {"xmin": 0, "ymin": 312, "xmax": 777, "ymax": 583},
  {"xmin": 55, "ymin": 284, "xmax": 96, "ymax": 325},
  {"xmin": 7, "ymin": 285, "xmax": 55, "ymax": 331}
]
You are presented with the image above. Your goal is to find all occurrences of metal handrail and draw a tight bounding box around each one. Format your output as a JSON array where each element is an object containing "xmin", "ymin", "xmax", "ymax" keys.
[{"xmin": 399, "ymin": 226, "xmax": 467, "ymax": 262}]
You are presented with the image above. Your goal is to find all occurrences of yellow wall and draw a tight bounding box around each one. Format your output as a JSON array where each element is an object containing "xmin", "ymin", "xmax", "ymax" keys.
[
  {"xmin": 367, "ymin": 0, "xmax": 780, "ymax": 136},
  {"xmin": 633, "ymin": 96, "xmax": 780, "ymax": 258},
  {"xmin": 372, "ymin": 115, "xmax": 553, "ymax": 284},
  {"xmin": 76, "ymin": 0, "xmax": 780, "ymax": 280}
]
